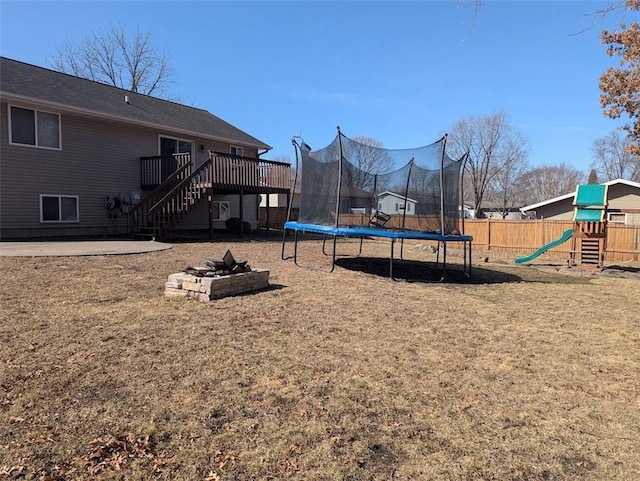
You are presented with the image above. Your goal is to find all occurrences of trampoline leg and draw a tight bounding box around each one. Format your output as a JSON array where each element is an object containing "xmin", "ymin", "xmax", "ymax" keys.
[
  {"xmin": 281, "ymin": 228, "xmax": 293, "ymax": 260},
  {"xmin": 329, "ymin": 235, "xmax": 337, "ymax": 273},
  {"xmin": 438, "ymin": 241, "xmax": 447, "ymax": 282},
  {"xmin": 390, "ymin": 239, "xmax": 397, "ymax": 281},
  {"xmin": 292, "ymin": 230, "xmax": 300, "ymax": 267}
]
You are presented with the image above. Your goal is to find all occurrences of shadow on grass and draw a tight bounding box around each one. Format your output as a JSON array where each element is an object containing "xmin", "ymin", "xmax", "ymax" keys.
[
  {"xmin": 335, "ymin": 257, "xmax": 593, "ymax": 285},
  {"xmin": 604, "ymin": 264, "xmax": 640, "ymax": 277}
]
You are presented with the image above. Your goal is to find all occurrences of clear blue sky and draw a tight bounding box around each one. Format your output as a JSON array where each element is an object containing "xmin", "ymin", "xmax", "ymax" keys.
[{"xmin": 1, "ymin": 1, "xmax": 634, "ymax": 173}]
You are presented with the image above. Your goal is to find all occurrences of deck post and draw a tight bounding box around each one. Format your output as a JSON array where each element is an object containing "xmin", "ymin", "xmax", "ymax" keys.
[
  {"xmin": 239, "ymin": 188, "xmax": 244, "ymax": 238},
  {"xmin": 265, "ymin": 192, "xmax": 271, "ymax": 237}
]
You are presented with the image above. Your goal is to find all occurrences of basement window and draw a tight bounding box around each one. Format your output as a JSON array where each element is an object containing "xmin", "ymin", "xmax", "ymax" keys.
[
  {"xmin": 40, "ymin": 195, "xmax": 79, "ymax": 223},
  {"xmin": 212, "ymin": 201, "xmax": 230, "ymax": 221}
]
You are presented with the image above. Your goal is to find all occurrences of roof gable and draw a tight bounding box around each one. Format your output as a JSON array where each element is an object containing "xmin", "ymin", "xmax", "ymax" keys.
[
  {"xmin": 0, "ymin": 57, "xmax": 271, "ymax": 150},
  {"xmin": 521, "ymin": 179, "xmax": 640, "ymax": 212},
  {"xmin": 378, "ymin": 191, "xmax": 417, "ymax": 203}
]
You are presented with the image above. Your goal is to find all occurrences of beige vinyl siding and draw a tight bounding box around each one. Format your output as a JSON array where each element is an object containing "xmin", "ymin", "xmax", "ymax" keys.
[{"xmin": 1, "ymin": 101, "xmax": 247, "ymax": 238}]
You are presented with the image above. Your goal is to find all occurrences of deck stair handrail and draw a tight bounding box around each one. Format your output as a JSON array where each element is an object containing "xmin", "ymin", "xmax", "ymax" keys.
[
  {"xmin": 129, "ymin": 155, "xmax": 193, "ymax": 235},
  {"xmin": 149, "ymin": 158, "xmax": 213, "ymax": 240}
]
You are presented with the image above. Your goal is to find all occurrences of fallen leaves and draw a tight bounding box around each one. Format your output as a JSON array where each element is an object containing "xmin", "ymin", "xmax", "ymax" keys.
[{"xmin": 80, "ymin": 432, "xmax": 173, "ymax": 476}]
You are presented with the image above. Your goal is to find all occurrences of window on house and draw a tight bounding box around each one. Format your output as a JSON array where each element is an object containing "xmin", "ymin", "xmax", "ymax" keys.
[
  {"xmin": 10, "ymin": 106, "xmax": 61, "ymax": 149},
  {"xmin": 608, "ymin": 212, "xmax": 627, "ymax": 224},
  {"xmin": 212, "ymin": 202, "xmax": 230, "ymax": 221},
  {"xmin": 407, "ymin": 203, "xmax": 411, "ymax": 212},
  {"xmin": 40, "ymin": 195, "xmax": 78, "ymax": 223},
  {"xmin": 160, "ymin": 136, "xmax": 193, "ymax": 156},
  {"xmin": 230, "ymin": 146, "xmax": 244, "ymax": 156}
]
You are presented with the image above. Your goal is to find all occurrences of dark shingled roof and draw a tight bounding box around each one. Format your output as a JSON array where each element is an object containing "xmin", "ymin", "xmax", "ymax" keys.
[{"xmin": 0, "ymin": 57, "xmax": 271, "ymax": 151}]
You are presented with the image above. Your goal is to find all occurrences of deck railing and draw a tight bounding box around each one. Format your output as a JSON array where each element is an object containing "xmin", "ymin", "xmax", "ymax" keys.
[
  {"xmin": 140, "ymin": 153, "xmax": 191, "ymax": 190},
  {"xmin": 210, "ymin": 152, "xmax": 291, "ymax": 192},
  {"xmin": 139, "ymin": 152, "xmax": 291, "ymax": 192}
]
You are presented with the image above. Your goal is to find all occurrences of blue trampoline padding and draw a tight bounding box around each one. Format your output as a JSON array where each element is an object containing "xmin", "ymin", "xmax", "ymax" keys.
[{"xmin": 284, "ymin": 221, "xmax": 472, "ymax": 242}]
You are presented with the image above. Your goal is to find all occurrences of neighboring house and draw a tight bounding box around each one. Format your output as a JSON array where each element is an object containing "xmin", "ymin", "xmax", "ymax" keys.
[
  {"xmin": 476, "ymin": 201, "xmax": 525, "ymax": 220},
  {"xmin": 459, "ymin": 204, "xmax": 474, "ymax": 219},
  {"xmin": 520, "ymin": 179, "xmax": 640, "ymax": 225},
  {"xmin": 377, "ymin": 191, "xmax": 417, "ymax": 216},
  {"xmin": 0, "ymin": 56, "xmax": 291, "ymax": 240},
  {"xmin": 260, "ymin": 183, "xmax": 301, "ymax": 209}
]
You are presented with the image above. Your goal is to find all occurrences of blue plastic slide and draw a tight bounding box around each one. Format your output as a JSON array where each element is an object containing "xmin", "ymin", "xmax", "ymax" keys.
[{"xmin": 515, "ymin": 229, "xmax": 574, "ymax": 264}]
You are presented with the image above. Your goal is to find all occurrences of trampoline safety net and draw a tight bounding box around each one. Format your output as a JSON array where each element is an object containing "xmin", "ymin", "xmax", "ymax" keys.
[{"xmin": 291, "ymin": 132, "xmax": 462, "ymax": 234}]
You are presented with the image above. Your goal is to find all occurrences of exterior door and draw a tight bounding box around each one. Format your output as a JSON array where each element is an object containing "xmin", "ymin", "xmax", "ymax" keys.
[{"xmin": 159, "ymin": 136, "xmax": 193, "ymax": 181}]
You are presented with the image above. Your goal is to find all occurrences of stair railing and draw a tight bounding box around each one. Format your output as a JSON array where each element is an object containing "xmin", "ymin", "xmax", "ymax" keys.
[
  {"xmin": 129, "ymin": 158, "xmax": 193, "ymax": 236},
  {"xmin": 149, "ymin": 158, "xmax": 213, "ymax": 240}
]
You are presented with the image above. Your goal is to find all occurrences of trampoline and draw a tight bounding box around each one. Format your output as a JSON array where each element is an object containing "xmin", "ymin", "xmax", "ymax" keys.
[{"xmin": 281, "ymin": 128, "xmax": 473, "ymax": 281}]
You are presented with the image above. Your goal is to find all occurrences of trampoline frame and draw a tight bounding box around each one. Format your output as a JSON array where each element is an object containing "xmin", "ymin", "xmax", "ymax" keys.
[{"xmin": 281, "ymin": 221, "xmax": 472, "ymax": 281}]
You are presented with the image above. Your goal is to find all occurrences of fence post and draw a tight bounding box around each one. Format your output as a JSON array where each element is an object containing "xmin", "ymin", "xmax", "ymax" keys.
[
  {"xmin": 539, "ymin": 219, "xmax": 544, "ymax": 248},
  {"xmin": 486, "ymin": 218, "xmax": 491, "ymax": 251}
]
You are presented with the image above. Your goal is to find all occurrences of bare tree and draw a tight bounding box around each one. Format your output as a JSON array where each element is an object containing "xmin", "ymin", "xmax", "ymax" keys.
[
  {"xmin": 446, "ymin": 112, "xmax": 530, "ymax": 216},
  {"xmin": 50, "ymin": 25, "xmax": 174, "ymax": 97},
  {"xmin": 486, "ymin": 136, "xmax": 530, "ymax": 218},
  {"xmin": 517, "ymin": 163, "xmax": 586, "ymax": 205},
  {"xmin": 590, "ymin": 129, "xmax": 640, "ymax": 181},
  {"xmin": 341, "ymin": 136, "xmax": 394, "ymax": 190}
]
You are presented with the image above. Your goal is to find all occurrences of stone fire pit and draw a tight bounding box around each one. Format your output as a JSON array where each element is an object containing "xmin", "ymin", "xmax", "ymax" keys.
[{"xmin": 164, "ymin": 250, "xmax": 269, "ymax": 302}]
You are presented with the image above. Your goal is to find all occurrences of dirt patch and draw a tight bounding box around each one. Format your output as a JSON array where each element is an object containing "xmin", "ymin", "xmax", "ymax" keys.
[{"xmin": 1, "ymin": 237, "xmax": 638, "ymax": 480}]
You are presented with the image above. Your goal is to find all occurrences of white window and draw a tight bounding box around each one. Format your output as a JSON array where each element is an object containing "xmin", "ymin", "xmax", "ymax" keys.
[
  {"xmin": 212, "ymin": 201, "xmax": 230, "ymax": 221},
  {"xmin": 40, "ymin": 195, "xmax": 78, "ymax": 223},
  {"xmin": 9, "ymin": 105, "xmax": 61, "ymax": 149},
  {"xmin": 230, "ymin": 146, "xmax": 244, "ymax": 156},
  {"xmin": 608, "ymin": 212, "xmax": 627, "ymax": 224}
]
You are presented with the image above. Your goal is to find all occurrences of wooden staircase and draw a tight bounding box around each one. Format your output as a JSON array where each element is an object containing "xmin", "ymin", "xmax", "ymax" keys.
[{"xmin": 130, "ymin": 158, "xmax": 212, "ymax": 240}]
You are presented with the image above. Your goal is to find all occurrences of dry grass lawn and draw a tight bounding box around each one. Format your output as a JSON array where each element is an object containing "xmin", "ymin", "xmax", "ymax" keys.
[{"xmin": 1, "ymin": 237, "xmax": 639, "ymax": 480}]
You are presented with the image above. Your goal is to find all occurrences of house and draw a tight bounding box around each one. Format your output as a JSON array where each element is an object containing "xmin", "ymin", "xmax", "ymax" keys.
[
  {"xmin": 475, "ymin": 201, "xmax": 525, "ymax": 220},
  {"xmin": 0, "ymin": 57, "xmax": 291, "ymax": 240},
  {"xmin": 520, "ymin": 179, "xmax": 640, "ymax": 225},
  {"xmin": 376, "ymin": 191, "xmax": 417, "ymax": 215}
]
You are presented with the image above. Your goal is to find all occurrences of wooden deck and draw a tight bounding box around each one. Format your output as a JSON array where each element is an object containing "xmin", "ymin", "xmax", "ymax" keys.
[{"xmin": 140, "ymin": 152, "xmax": 291, "ymax": 193}]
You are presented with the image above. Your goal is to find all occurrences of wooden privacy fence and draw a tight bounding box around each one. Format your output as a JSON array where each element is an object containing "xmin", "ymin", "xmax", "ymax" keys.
[
  {"xmin": 462, "ymin": 219, "xmax": 639, "ymax": 262},
  {"xmin": 259, "ymin": 211, "xmax": 640, "ymax": 263}
]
